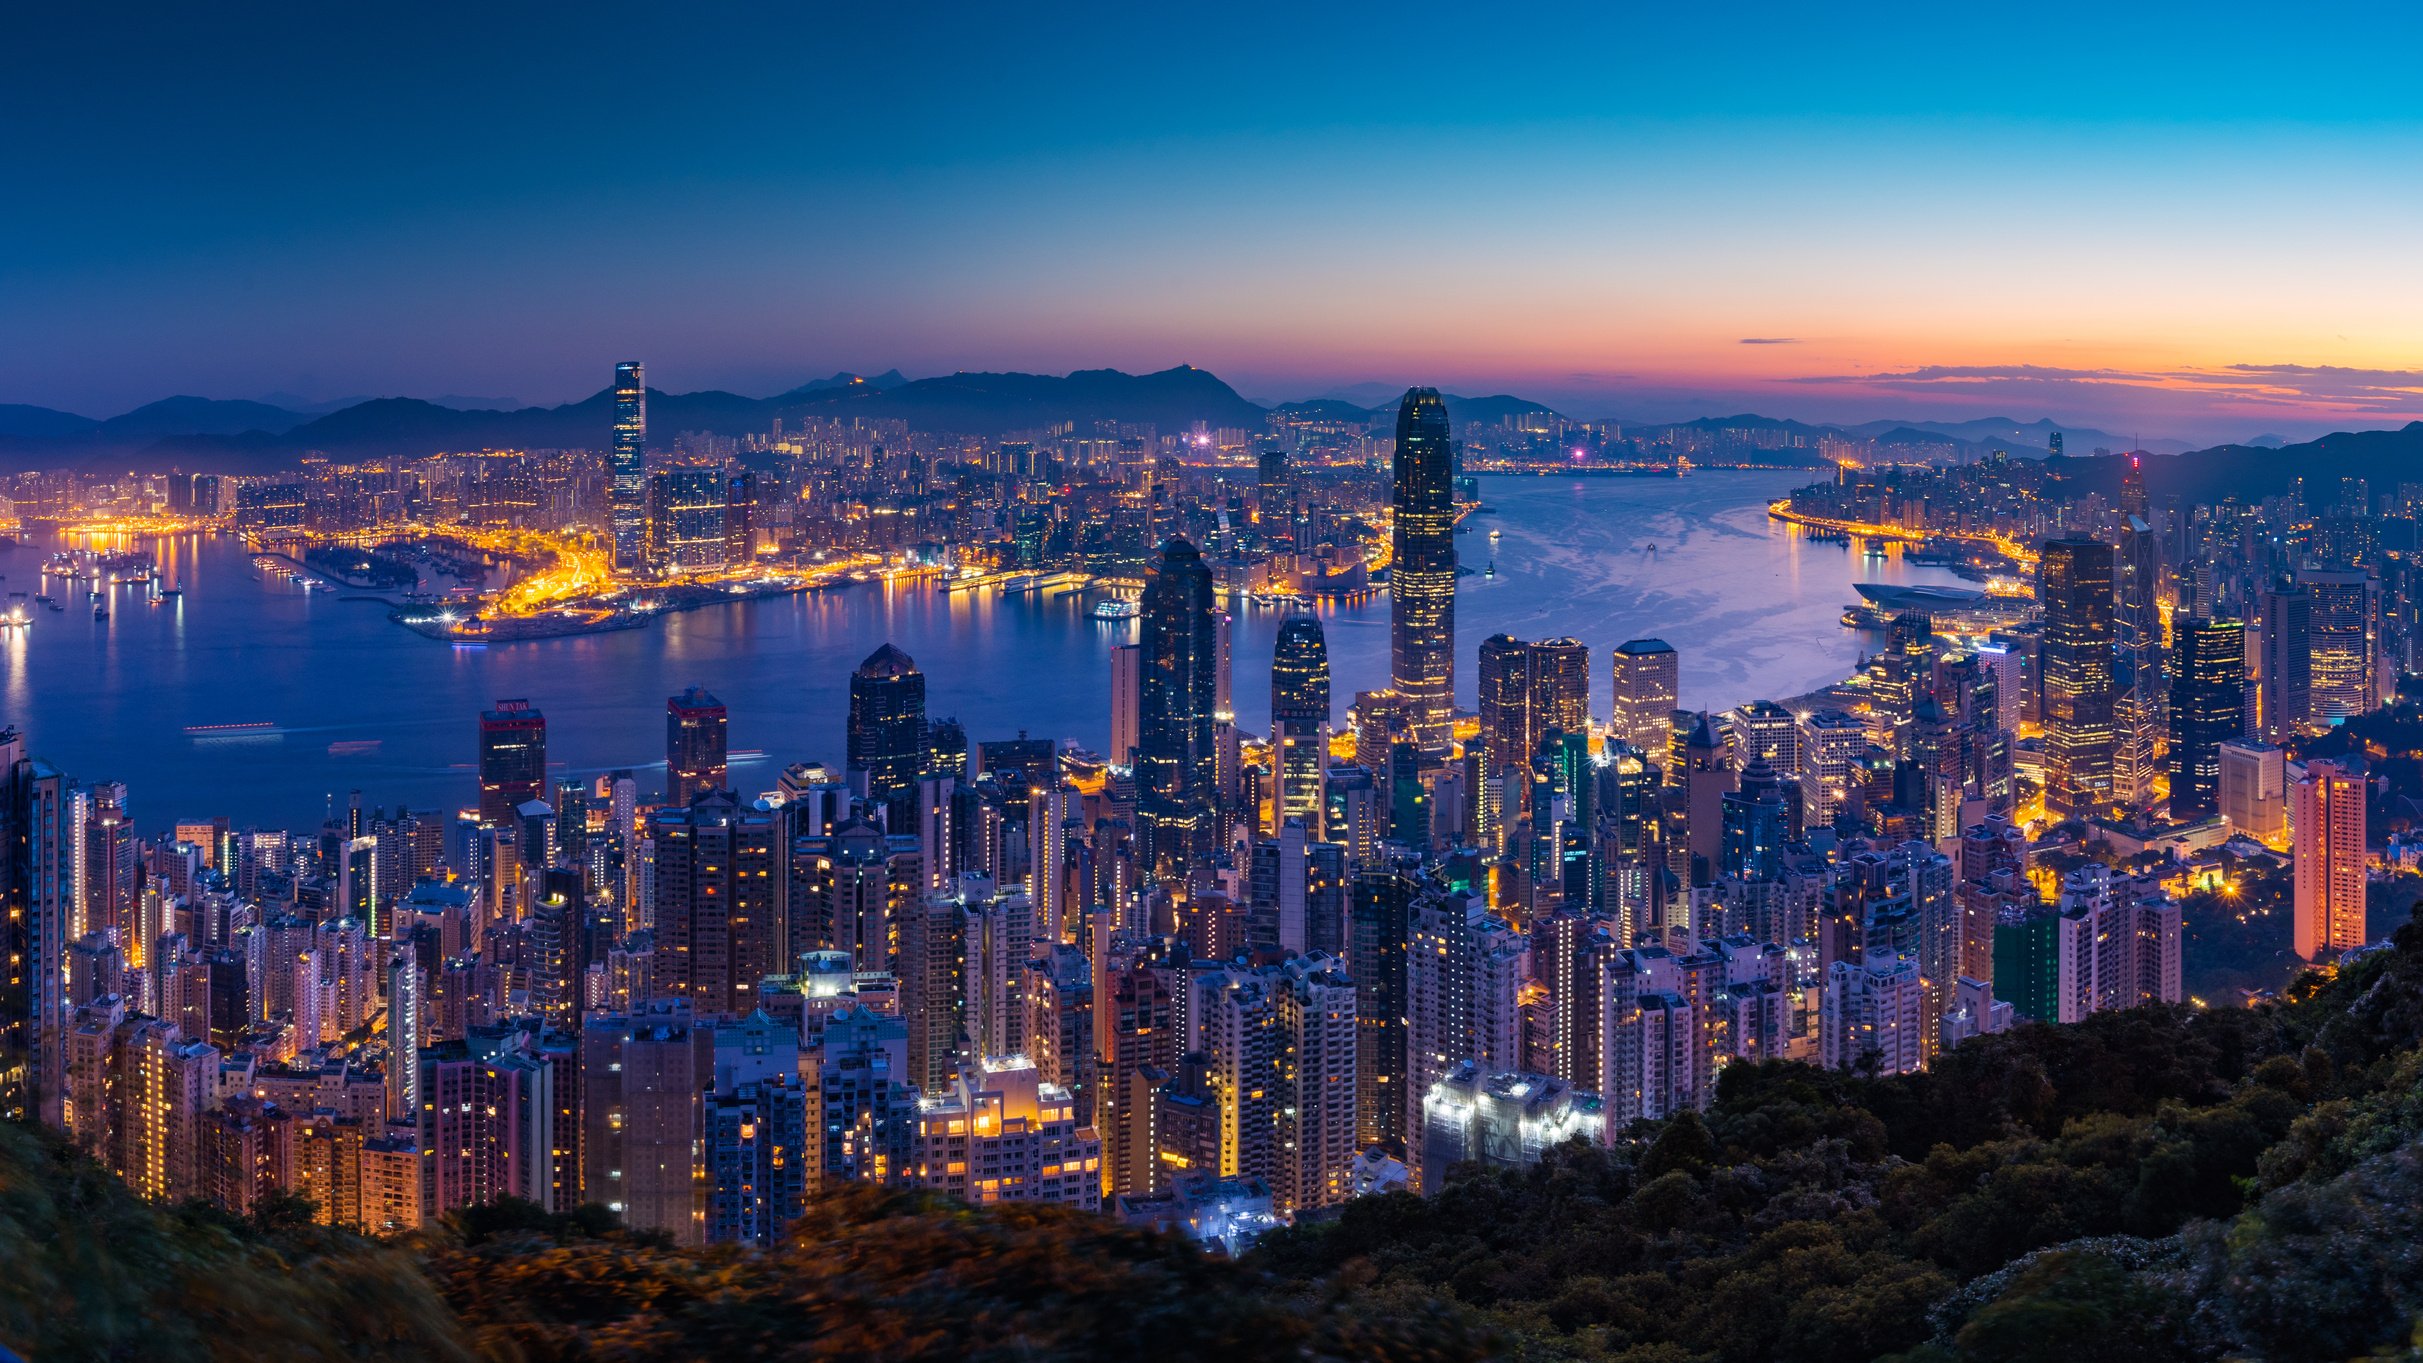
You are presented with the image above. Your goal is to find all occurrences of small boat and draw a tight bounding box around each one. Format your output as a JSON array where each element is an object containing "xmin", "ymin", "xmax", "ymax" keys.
[
  {"xmin": 1092, "ymin": 599, "xmax": 1139, "ymax": 621},
  {"xmin": 92, "ymin": 605, "xmax": 107, "ymax": 620},
  {"xmin": 1484, "ymin": 563, "xmax": 1495, "ymax": 579}
]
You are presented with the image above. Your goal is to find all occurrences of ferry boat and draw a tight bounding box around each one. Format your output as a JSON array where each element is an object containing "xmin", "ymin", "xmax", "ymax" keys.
[{"xmin": 1092, "ymin": 599, "xmax": 1139, "ymax": 621}]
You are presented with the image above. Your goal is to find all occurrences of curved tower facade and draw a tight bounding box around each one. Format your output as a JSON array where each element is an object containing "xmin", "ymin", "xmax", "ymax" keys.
[{"xmin": 1390, "ymin": 388, "xmax": 1456, "ymax": 757}]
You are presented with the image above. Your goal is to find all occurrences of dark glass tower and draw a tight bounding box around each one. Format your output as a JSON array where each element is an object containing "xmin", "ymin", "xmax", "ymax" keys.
[
  {"xmin": 848, "ymin": 644, "xmax": 928, "ymax": 828},
  {"xmin": 611, "ymin": 361, "xmax": 647, "ymax": 574},
  {"xmin": 478, "ymin": 699, "xmax": 547, "ymax": 826},
  {"xmin": 665, "ymin": 686, "xmax": 728, "ymax": 806},
  {"xmin": 1389, "ymin": 388, "xmax": 1456, "ymax": 756},
  {"xmin": 2039, "ymin": 536, "xmax": 2117, "ymax": 819},
  {"xmin": 1270, "ymin": 614, "xmax": 1332, "ymax": 830},
  {"xmin": 2168, "ymin": 616, "xmax": 2247, "ymax": 820},
  {"xmin": 1137, "ymin": 539, "xmax": 1219, "ymax": 882}
]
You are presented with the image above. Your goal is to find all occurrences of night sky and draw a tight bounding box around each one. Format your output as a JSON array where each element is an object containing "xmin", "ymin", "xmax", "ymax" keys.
[{"xmin": 8, "ymin": 3, "xmax": 2422, "ymax": 441}]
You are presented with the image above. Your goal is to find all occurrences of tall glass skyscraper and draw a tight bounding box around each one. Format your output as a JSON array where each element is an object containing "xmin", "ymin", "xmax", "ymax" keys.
[
  {"xmin": 611, "ymin": 361, "xmax": 648, "ymax": 573},
  {"xmin": 1389, "ymin": 388, "xmax": 1456, "ymax": 757},
  {"xmin": 2167, "ymin": 617, "xmax": 2246, "ymax": 820},
  {"xmin": 1137, "ymin": 538, "xmax": 1219, "ymax": 882},
  {"xmin": 848, "ymin": 644, "xmax": 928, "ymax": 829},
  {"xmin": 2039, "ymin": 535, "xmax": 2116, "ymax": 819},
  {"xmin": 1270, "ymin": 615, "xmax": 1332, "ymax": 831}
]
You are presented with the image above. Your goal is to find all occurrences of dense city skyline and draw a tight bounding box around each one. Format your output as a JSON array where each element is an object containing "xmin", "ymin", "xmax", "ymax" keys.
[
  {"xmin": 10, "ymin": 8, "xmax": 2423, "ymax": 440},
  {"xmin": 10, "ymin": 10, "xmax": 2423, "ymax": 1359}
]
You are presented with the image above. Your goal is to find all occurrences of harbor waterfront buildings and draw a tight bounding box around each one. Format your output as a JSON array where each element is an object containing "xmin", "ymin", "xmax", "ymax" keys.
[{"xmin": 7, "ymin": 379, "xmax": 2406, "ymax": 1258}]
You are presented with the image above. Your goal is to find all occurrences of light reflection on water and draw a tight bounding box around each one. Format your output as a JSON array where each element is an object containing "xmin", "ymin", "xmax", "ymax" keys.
[{"xmin": 0, "ymin": 471, "xmax": 1968, "ymax": 828}]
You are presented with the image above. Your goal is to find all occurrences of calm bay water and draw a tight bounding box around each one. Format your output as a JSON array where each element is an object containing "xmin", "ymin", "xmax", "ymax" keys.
[{"xmin": 0, "ymin": 471, "xmax": 1967, "ymax": 830}]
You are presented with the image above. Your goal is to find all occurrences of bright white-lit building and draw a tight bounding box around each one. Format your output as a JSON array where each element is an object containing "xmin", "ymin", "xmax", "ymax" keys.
[
  {"xmin": 914, "ymin": 1055, "xmax": 1100, "ymax": 1211},
  {"xmin": 1418, "ymin": 1063, "xmax": 1604, "ymax": 1185}
]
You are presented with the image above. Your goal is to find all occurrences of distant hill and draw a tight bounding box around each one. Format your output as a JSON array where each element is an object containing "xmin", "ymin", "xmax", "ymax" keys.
[
  {"xmin": 0, "ymin": 365, "xmax": 2387, "ymax": 480},
  {"xmin": 2091, "ymin": 421, "xmax": 2423, "ymax": 508},
  {"xmin": 99, "ymin": 396, "xmax": 307, "ymax": 438},
  {"xmin": 0, "ymin": 403, "xmax": 98, "ymax": 440},
  {"xmin": 1443, "ymin": 393, "xmax": 1562, "ymax": 427},
  {"xmin": 7, "ymin": 365, "xmax": 1272, "ymax": 470}
]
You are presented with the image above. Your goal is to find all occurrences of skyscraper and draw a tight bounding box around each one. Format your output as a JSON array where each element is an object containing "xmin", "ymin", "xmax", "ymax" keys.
[
  {"xmin": 1136, "ymin": 539, "xmax": 1220, "ymax": 884},
  {"xmin": 2038, "ymin": 536, "xmax": 2116, "ymax": 819},
  {"xmin": 2293, "ymin": 758, "xmax": 2367, "ymax": 961},
  {"xmin": 611, "ymin": 361, "xmax": 647, "ymax": 574},
  {"xmin": 650, "ymin": 792, "xmax": 788, "ymax": 1018},
  {"xmin": 848, "ymin": 644, "xmax": 927, "ymax": 829},
  {"xmin": 1269, "ymin": 616, "xmax": 1331, "ymax": 832},
  {"xmin": 2299, "ymin": 568, "xmax": 2379, "ymax": 724},
  {"xmin": 665, "ymin": 687, "xmax": 729, "ymax": 806},
  {"xmin": 478, "ymin": 700, "xmax": 547, "ymax": 826},
  {"xmin": 1610, "ymin": 639, "xmax": 1679, "ymax": 761},
  {"xmin": 2167, "ymin": 617, "xmax": 2246, "ymax": 821},
  {"xmin": 1389, "ymin": 388, "xmax": 1456, "ymax": 757}
]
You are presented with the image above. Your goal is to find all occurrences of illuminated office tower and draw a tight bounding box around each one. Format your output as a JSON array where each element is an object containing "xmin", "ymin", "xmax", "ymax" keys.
[
  {"xmin": 1389, "ymin": 388, "xmax": 1456, "ymax": 756},
  {"xmin": 644, "ymin": 466, "xmax": 729, "ymax": 574},
  {"xmin": 1255, "ymin": 446, "xmax": 1293, "ymax": 527},
  {"xmin": 848, "ymin": 644, "xmax": 928, "ymax": 830},
  {"xmin": 2166, "ymin": 617, "xmax": 2246, "ymax": 821},
  {"xmin": 1475, "ymin": 633, "xmax": 1532, "ymax": 786},
  {"xmin": 2219, "ymin": 740, "xmax": 2288, "ymax": 845},
  {"xmin": 665, "ymin": 687, "xmax": 728, "ymax": 806},
  {"xmin": 1610, "ymin": 639, "xmax": 1679, "ymax": 762},
  {"xmin": 2038, "ymin": 536, "xmax": 2116, "ymax": 819},
  {"xmin": 478, "ymin": 700, "xmax": 547, "ymax": 826},
  {"xmin": 2113, "ymin": 500, "xmax": 2165, "ymax": 805},
  {"xmin": 2258, "ymin": 581, "xmax": 2312, "ymax": 736},
  {"xmin": 1136, "ymin": 539, "xmax": 1220, "ymax": 884},
  {"xmin": 649, "ymin": 792, "xmax": 787, "ymax": 1017},
  {"xmin": 2298, "ymin": 568, "xmax": 2378, "ymax": 723},
  {"xmin": 2292, "ymin": 759, "xmax": 2368, "ymax": 961},
  {"xmin": 611, "ymin": 361, "xmax": 647, "ymax": 574},
  {"xmin": 1478, "ymin": 633, "xmax": 1589, "ymax": 835},
  {"xmin": 1269, "ymin": 616, "xmax": 1331, "ymax": 833}
]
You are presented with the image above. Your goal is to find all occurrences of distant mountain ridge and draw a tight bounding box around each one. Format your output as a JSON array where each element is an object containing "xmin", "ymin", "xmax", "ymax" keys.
[{"xmin": 0, "ymin": 364, "xmax": 2355, "ymax": 477}]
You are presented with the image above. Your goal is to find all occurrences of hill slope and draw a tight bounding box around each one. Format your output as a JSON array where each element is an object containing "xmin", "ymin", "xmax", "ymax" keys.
[{"xmin": 1249, "ymin": 905, "xmax": 2423, "ymax": 1362}]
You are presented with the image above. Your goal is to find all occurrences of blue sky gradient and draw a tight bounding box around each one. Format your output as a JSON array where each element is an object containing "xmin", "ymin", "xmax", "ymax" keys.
[{"xmin": 7, "ymin": 3, "xmax": 2421, "ymax": 440}]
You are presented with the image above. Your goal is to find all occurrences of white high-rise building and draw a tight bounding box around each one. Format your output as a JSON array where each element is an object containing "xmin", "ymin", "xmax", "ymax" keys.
[
  {"xmin": 2219, "ymin": 740, "xmax": 2288, "ymax": 846},
  {"xmin": 1821, "ymin": 954, "xmax": 1927, "ymax": 1076},
  {"xmin": 2052, "ymin": 864, "xmax": 2184, "ymax": 1021}
]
